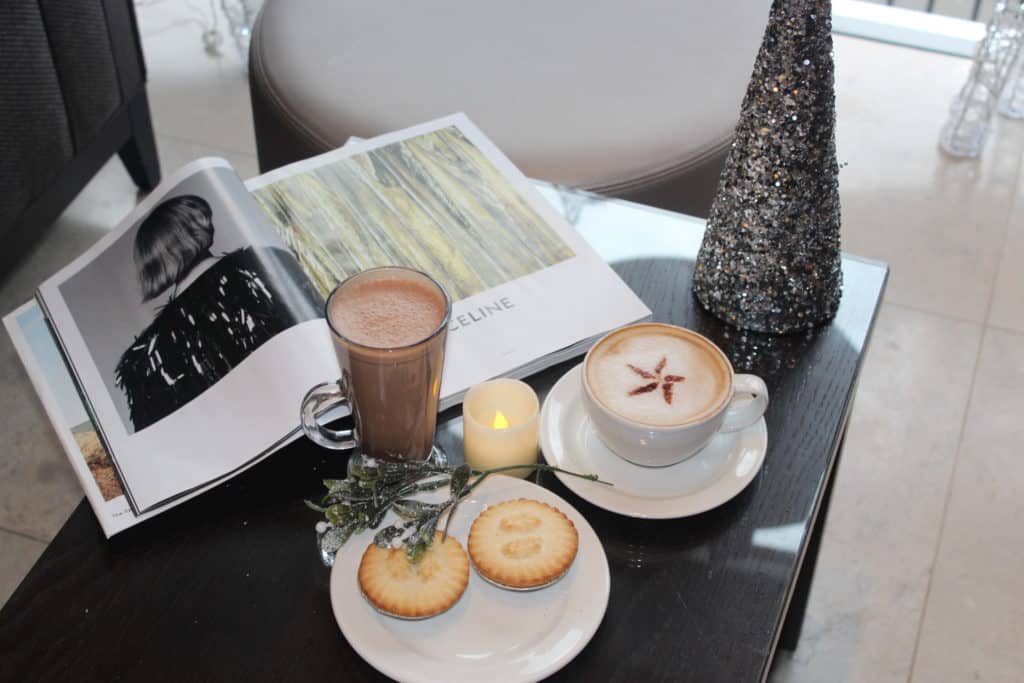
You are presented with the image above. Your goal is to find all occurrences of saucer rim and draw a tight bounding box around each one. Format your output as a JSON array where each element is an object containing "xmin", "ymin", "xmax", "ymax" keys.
[{"xmin": 539, "ymin": 364, "xmax": 768, "ymax": 519}]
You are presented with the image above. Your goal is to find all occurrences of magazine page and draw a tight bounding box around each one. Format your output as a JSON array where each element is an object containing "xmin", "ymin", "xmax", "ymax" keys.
[
  {"xmin": 246, "ymin": 113, "xmax": 651, "ymax": 404},
  {"xmin": 4, "ymin": 302, "xmax": 133, "ymax": 536},
  {"xmin": 4, "ymin": 301, "xmax": 296, "ymax": 535},
  {"xmin": 37, "ymin": 160, "xmax": 337, "ymax": 514}
]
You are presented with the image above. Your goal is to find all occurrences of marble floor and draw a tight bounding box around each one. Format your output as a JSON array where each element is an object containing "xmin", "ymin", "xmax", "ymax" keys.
[{"xmin": 1, "ymin": 4, "xmax": 1022, "ymax": 682}]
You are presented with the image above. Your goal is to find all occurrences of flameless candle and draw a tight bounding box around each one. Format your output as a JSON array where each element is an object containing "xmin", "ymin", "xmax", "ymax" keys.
[{"xmin": 462, "ymin": 379, "xmax": 539, "ymax": 477}]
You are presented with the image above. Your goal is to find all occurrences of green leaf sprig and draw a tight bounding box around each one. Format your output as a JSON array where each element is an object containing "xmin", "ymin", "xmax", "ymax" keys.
[{"xmin": 308, "ymin": 454, "xmax": 610, "ymax": 565}]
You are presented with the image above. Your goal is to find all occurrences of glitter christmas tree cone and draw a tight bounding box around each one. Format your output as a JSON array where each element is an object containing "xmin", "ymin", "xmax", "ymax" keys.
[{"xmin": 692, "ymin": 0, "xmax": 842, "ymax": 335}]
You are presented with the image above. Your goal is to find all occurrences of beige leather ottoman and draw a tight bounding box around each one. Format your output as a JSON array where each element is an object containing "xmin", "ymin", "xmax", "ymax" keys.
[{"xmin": 249, "ymin": 1, "xmax": 768, "ymax": 217}]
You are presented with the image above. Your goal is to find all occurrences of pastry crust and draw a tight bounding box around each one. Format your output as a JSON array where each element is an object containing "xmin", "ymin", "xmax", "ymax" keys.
[
  {"xmin": 357, "ymin": 531, "xmax": 469, "ymax": 619},
  {"xmin": 468, "ymin": 498, "xmax": 579, "ymax": 590}
]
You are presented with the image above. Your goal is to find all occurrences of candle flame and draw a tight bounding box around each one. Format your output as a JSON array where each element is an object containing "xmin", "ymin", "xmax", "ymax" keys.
[{"xmin": 492, "ymin": 410, "xmax": 510, "ymax": 429}]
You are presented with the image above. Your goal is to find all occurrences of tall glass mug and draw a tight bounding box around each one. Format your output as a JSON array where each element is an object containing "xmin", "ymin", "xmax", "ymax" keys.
[{"xmin": 301, "ymin": 267, "xmax": 451, "ymax": 461}]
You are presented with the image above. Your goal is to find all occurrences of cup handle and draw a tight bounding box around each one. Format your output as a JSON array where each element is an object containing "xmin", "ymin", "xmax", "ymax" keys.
[
  {"xmin": 301, "ymin": 380, "xmax": 357, "ymax": 450},
  {"xmin": 720, "ymin": 374, "xmax": 769, "ymax": 433}
]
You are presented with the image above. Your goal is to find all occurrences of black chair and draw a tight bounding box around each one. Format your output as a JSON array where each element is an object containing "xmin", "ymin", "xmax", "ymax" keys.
[{"xmin": 0, "ymin": 0, "xmax": 160, "ymax": 276}]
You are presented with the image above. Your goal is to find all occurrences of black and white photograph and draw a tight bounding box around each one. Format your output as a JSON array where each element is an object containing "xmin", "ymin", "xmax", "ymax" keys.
[{"xmin": 59, "ymin": 165, "xmax": 323, "ymax": 434}]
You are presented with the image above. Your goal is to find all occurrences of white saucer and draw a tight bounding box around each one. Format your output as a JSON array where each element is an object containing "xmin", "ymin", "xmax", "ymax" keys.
[
  {"xmin": 539, "ymin": 364, "xmax": 768, "ymax": 519},
  {"xmin": 329, "ymin": 475, "xmax": 610, "ymax": 683}
]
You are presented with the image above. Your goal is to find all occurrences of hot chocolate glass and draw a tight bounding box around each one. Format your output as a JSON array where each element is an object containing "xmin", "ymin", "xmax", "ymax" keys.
[{"xmin": 301, "ymin": 266, "xmax": 450, "ymax": 460}]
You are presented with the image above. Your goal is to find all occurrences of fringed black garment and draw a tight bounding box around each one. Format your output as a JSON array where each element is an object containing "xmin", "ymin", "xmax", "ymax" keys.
[{"xmin": 115, "ymin": 246, "xmax": 323, "ymax": 432}]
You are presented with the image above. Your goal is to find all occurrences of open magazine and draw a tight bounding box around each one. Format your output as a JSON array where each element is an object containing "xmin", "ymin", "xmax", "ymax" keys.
[{"xmin": 6, "ymin": 114, "xmax": 650, "ymax": 532}]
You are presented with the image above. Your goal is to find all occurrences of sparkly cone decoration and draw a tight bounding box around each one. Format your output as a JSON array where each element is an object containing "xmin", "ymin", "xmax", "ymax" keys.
[{"xmin": 693, "ymin": 0, "xmax": 842, "ymax": 335}]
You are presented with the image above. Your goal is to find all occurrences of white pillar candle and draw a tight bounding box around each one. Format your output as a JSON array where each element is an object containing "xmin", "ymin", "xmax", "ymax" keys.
[{"xmin": 462, "ymin": 379, "xmax": 539, "ymax": 478}]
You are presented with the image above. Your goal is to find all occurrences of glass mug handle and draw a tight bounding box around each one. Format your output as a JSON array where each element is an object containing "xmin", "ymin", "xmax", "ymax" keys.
[{"xmin": 300, "ymin": 379, "xmax": 357, "ymax": 450}]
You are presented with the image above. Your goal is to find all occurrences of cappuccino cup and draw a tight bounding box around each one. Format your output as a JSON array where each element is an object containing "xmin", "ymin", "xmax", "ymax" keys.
[{"xmin": 581, "ymin": 323, "xmax": 768, "ymax": 467}]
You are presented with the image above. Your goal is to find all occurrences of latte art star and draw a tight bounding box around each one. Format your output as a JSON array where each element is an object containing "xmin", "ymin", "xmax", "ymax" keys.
[{"xmin": 626, "ymin": 357, "xmax": 686, "ymax": 404}]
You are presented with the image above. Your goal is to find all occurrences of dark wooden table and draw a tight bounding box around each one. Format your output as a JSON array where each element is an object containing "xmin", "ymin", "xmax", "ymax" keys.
[{"xmin": 0, "ymin": 185, "xmax": 887, "ymax": 683}]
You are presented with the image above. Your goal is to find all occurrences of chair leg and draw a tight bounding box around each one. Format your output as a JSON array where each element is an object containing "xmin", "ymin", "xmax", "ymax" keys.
[{"xmin": 119, "ymin": 91, "xmax": 161, "ymax": 191}]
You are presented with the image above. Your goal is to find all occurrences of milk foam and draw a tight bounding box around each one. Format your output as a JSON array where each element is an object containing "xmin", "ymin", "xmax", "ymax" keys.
[
  {"xmin": 330, "ymin": 277, "xmax": 446, "ymax": 348},
  {"xmin": 587, "ymin": 330, "xmax": 729, "ymax": 426}
]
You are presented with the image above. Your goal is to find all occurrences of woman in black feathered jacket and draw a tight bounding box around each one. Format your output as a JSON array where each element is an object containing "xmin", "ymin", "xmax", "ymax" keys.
[{"xmin": 115, "ymin": 194, "xmax": 321, "ymax": 432}]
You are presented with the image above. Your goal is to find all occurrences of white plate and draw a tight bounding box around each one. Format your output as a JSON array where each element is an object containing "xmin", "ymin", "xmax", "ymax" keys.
[
  {"xmin": 329, "ymin": 475, "xmax": 610, "ymax": 683},
  {"xmin": 540, "ymin": 364, "xmax": 768, "ymax": 519}
]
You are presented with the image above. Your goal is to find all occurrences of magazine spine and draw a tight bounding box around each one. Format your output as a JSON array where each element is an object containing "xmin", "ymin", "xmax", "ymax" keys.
[{"xmin": 34, "ymin": 291, "xmax": 140, "ymax": 515}]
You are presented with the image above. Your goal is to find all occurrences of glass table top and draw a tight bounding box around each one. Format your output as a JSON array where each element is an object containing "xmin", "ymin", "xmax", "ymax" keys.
[{"xmin": 0, "ymin": 183, "xmax": 888, "ymax": 683}]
